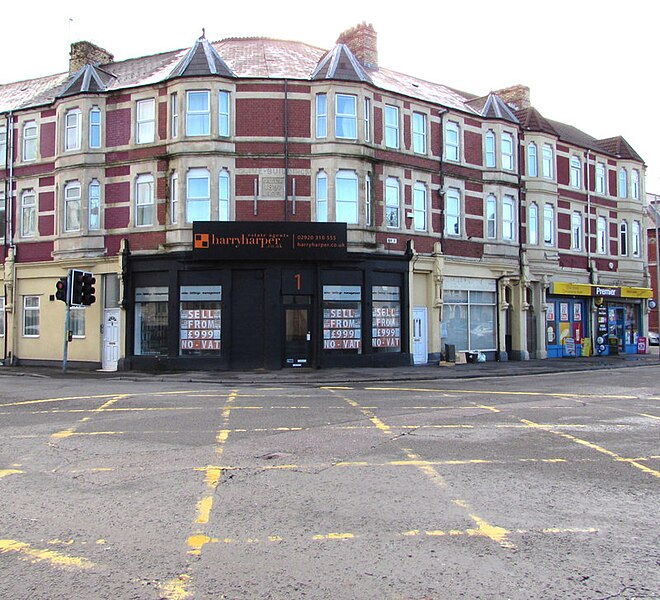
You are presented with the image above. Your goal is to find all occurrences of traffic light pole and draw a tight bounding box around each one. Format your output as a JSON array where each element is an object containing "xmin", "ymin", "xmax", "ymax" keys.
[{"xmin": 62, "ymin": 302, "xmax": 71, "ymax": 373}]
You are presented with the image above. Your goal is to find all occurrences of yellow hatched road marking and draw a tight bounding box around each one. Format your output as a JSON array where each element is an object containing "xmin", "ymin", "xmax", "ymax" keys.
[
  {"xmin": 366, "ymin": 386, "xmax": 639, "ymax": 400},
  {"xmin": 50, "ymin": 395, "xmax": 127, "ymax": 440},
  {"xmin": 521, "ymin": 419, "xmax": 660, "ymax": 479},
  {"xmin": 0, "ymin": 539, "xmax": 95, "ymax": 570}
]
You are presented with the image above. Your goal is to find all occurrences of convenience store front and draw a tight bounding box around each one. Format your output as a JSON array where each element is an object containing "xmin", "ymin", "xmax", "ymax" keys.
[
  {"xmin": 125, "ymin": 222, "xmax": 411, "ymax": 371},
  {"xmin": 547, "ymin": 282, "xmax": 653, "ymax": 357}
]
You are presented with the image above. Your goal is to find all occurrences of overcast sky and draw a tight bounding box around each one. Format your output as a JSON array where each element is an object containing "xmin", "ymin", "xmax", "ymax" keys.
[{"xmin": 2, "ymin": 0, "xmax": 657, "ymax": 191}]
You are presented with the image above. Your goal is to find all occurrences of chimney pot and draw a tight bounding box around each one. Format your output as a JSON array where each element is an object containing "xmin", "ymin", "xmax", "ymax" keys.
[
  {"xmin": 69, "ymin": 41, "xmax": 114, "ymax": 74},
  {"xmin": 336, "ymin": 22, "xmax": 378, "ymax": 68}
]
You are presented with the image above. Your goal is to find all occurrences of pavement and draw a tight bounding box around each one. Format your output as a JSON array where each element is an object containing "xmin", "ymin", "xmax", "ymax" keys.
[{"xmin": 3, "ymin": 345, "xmax": 659, "ymax": 385}]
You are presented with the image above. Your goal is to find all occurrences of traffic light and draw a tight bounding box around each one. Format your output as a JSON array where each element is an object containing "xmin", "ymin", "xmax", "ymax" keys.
[
  {"xmin": 70, "ymin": 270, "xmax": 84, "ymax": 306},
  {"xmin": 55, "ymin": 276, "xmax": 68, "ymax": 304},
  {"xmin": 81, "ymin": 272, "xmax": 96, "ymax": 306}
]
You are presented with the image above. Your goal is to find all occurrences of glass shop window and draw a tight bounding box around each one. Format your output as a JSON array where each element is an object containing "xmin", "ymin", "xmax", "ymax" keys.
[
  {"xmin": 372, "ymin": 286, "xmax": 401, "ymax": 352},
  {"xmin": 179, "ymin": 285, "xmax": 222, "ymax": 356},
  {"xmin": 322, "ymin": 285, "xmax": 362, "ymax": 354},
  {"xmin": 134, "ymin": 287, "xmax": 168, "ymax": 356}
]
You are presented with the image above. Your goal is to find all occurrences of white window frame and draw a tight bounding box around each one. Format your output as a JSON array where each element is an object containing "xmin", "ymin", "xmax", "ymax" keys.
[
  {"xmin": 0, "ymin": 124, "xmax": 6, "ymax": 167},
  {"xmin": 186, "ymin": 168, "xmax": 211, "ymax": 223},
  {"xmin": 170, "ymin": 93, "xmax": 178, "ymax": 138},
  {"xmin": 596, "ymin": 162, "xmax": 606, "ymax": 195},
  {"xmin": 413, "ymin": 182, "xmax": 427, "ymax": 231},
  {"xmin": 365, "ymin": 173, "xmax": 372, "ymax": 226},
  {"xmin": 501, "ymin": 132, "xmax": 514, "ymax": 171},
  {"xmin": 136, "ymin": 99, "xmax": 155, "ymax": 144},
  {"xmin": 485, "ymin": 131, "xmax": 496, "ymax": 168},
  {"xmin": 631, "ymin": 169, "xmax": 640, "ymax": 200},
  {"xmin": 186, "ymin": 90, "xmax": 211, "ymax": 136},
  {"xmin": 527, "ymin": 142, "xmax": 538, "ymax": 177},
  {"xmin": 89, "ymin": 179, "xmax": 101, "ymax": 230},
  {"xmin": 0, "ymin": 297, "xmax": 4, "ymax": 337},
  {"xmin": 21, "ymin": 190, "xmax": 37, "ymax": 238},
  {"xmin": 316, "ymin": 171, "xmax": 327, "ymax": 222},
  {"xmin": 445, "ymin": 121, "xmax": 460, "ymax": 162},
  {"xmin": 543, "ymin": 203, "xmax": 555, "ymax": 246},
  {"xmin": 335, "ymin": 170, "xmax": 358, "ymax": 224},
  {"xmin": 64, "ymin": 180, "xmax": 82, "ymax": 232},
  {"xmin": 597, "ymin": 216, "xmax": 607, "ymax": 254},
  {"xmin": 385, "ymin": 177, "xmax": 400, "ymax": 228},
  {"xmin": 22, "ymin": 296, "xmax": 40, "ymax": 337},
  {"xmin": 502, "ymin": 195, "xmax": 515, "ymax": 241},
  {"xmin": 219, "ymin": 91, "xmax": 230, "ymax": 137},
  {"xmin": 0, "ymin": 190, "xmax": 5, "ymax": 242},
  {"xmin": 218, "ymin": 169, "xmax": 230, "ymax": 221},
  {"xmin": 65, "ymin": 108, "xmax": 82, "ymax": 151},
  {"xmin": 542, "ymin": 143, "xmax": 554, "ymax": 179},
  {"xmin": 445, "ymin": 188, "xmax": 461, "ymax": 236},
  {"xmin": 135, "ymin": 174, "xmax": 155, "ymax": 227},
  {"xmin": 528, "ymin": 202, "xmax": 539, "ymax": 245},
  {"xmin": 412, "ymin": 112, "xmax": 427, "ymax": 154},
  {"xmin": 70, "ymin": 306, "xmax": 86, "ymax": 338},
  {"xmin": 632, "ymin": 221, "xmax": 641, "ymax": 257},
  {"xmin": 22, "ymin": 121, "xmax": 38, "ymax": 162},
  {"xmin": 364, "ymin": 97, "xmax": 371, "ymax": 142},
  {"xmin": 336, "ymin": 94, "xmax": 357, "ymax": 140},
  {"xmin": 571, "ymin": 212, "xmax": 582, "ymax": 251},
  {"xmin": 619, "ymin": 220, "xmax": 628, "ymax": 256},
  {"xmin": 486, "ymin": 194, "xmax": 497, "ymax": 239},
  {"xmin": 89, "ymin": 106, "xmax": 102, "ymax": 149},
  {"xmin": 316, "ymin": 93, "xmax": 327, "ymax": 139},
  {"xmin": 618, "ymin": 168, "xmax": 627, "ymax": 198},
  {"xmin": 570, "ymin": 156, "xmax": 581, "ymax": 189},
  {"xmin": 170, "ymin": 172, "xmax": 178, "ymax": 224},
  {"xmin": 384, "ymin": 105, "xmax": 399, "ymax": 149}
]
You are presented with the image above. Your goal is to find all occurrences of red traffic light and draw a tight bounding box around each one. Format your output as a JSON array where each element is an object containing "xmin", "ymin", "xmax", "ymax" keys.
[{"xmin": 55, "ymin": 276, "xmax": 68, "ymax": 303}]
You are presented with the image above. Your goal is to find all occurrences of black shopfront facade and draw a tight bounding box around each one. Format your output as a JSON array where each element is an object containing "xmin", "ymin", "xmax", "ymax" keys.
[{"xmin": 123, "ymin": 222, "xmax": 412, "ymax": 371}]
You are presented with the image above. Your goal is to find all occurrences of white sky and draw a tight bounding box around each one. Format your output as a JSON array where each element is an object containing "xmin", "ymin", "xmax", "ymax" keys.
[{"xmin": 2, "ymin": 0, "xmax": 658, "ymax": 191}]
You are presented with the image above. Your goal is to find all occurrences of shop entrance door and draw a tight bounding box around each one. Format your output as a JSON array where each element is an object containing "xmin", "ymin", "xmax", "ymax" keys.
[
  {"xmin": 231, "ymin": 270, "xmax": 265, "ymax": 369},
  {"xmin": 284, "ymin": 307, "xmax": 310, "ymax": 367}
]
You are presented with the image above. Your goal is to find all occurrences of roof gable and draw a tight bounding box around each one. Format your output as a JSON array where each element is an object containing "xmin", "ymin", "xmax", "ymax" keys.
[
  {"xmin": 311, "ymin": 44, "xmax": 372, "ymax": 83},
  {"xmin": 169, "ymin": 36, "xmax": 236, "ymax": 79},
  {"xmin": 59, "ymin": 64, "xmax": 116, "ymax": 97},
  {"xmin": 466, "ymin": 93, "xmax": 519, "ymax": 123}
]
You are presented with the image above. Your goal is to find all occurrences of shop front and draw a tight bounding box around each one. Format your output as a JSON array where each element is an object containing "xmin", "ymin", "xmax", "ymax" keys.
[
  {"xmin": 124, "ymin": 222, "xmax": 411, "ymax": 371},
  {"xmin": 547, "ymin": 282, "xmax": 653, "ymax": 357}
]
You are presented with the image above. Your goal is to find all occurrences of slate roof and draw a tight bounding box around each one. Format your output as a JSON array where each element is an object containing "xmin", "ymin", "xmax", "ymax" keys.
[{"xmin": 0, "ymin": 35, "xmax": 643, "ymax": 163}]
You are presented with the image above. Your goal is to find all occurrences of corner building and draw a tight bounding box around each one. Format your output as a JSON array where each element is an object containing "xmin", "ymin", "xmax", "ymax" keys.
[{"xmin": 0, "ymin": 24, "xmax": 652, "ymax": 370}]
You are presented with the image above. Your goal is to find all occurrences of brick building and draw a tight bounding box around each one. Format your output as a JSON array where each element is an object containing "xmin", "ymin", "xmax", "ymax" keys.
[{"xmin": 0, "ymin": 24, "xmax": 653, "ymax": 370}]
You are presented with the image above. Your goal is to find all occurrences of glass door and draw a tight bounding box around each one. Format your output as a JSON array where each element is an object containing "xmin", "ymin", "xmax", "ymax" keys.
[{"xmin": 285, "ymin": 307, "xmax": 310, "ymax": 367}]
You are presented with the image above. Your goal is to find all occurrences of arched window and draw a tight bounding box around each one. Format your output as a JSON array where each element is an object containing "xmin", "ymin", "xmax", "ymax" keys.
[
  {"xmin": 135, "ymin": 174, "xmax": 155, "ymax": 226},
  {"xmin": 219, "ymin": 170, "xmax": 230, "ymax": 221},
  {"xmin": 316, "ymin": 171, "xmax": 327, "ymax": 222},
  {"xmin": 385, "ymin": 177, "xmax": 400, "ymax": 228},
  {"xmin": 618, "ymin": 168, "xmax": 628, "ymax": 198},
  {"xmin": 64, "ymin": 180, "xmax": 81, "ymax": 232},
  {"xmin": 485, "ymin": 131, "xmax": 496, "ymax": 168},
  {"xmin": 88, "ymin": 179, "xmax": 101, "ymax": 230},
  {"xmin": 413, "ymin": 183, "xmax": 427, "ymax": 231},
  {"xmin": 186, "ymin": 168, "xmax": 210, "ymax": 222},
  {"xmin": 335, "ymin": 171, "xmax": 358, "ymax": 224},
  {"xmin": 527, "ymin": 143, "xmax": 538, "ymax": 177}
]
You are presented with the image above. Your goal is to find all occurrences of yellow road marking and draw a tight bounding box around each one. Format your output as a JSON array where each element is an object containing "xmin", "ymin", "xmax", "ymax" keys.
[
  {"xmin": 50, "ymin": 396, "xmax": 127, "ymax": 440},
  {"xmin": 640, "ymin": 413, "xmax": 660, "ymax": 420},
  {"xmin": 195, "ymin": 496, "xmax": 214, "ymax": 524},
  {"xmin": 0, "ymin": 539, "xmax": 95, "ymax": 570},
  {"xmin": 521, "ymin": 419, "xmax": 660, "ymax": 479},
  {"xmin": 0, "ymin": 469, "xmax": 23, "ymax": 479},
  {"xmin": 331, "ymin": 389, "xmax": 515, "ymax": 549},
  {"xmin": 366, "ymin": 386, "xmax": 639, "ymax": 400},
  {"xmin": 160, "ymin": 574, "xmax": 192, "ymax": 600}
]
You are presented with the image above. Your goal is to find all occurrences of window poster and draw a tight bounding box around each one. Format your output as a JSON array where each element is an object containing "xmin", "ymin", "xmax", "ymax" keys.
[
  {"xmin": 546, "ymin": 303, "xmax": 555, "ymax": 322},
  {"xmin": 372, "ymin": 286, "xmax": 401, "ymax": 350},
  {"xmin": 323, "ymin": 286, "xmax": 362, "ymax": 351},
  {"xmin": 179, "ymin": 286, "xmax": 222, "ymax": 355},
  {"xmin": 559, "ymin": 302, "xmax": 570, "ymax": 322},
  {"xmin": 573, "ymin": 303, "xmax": 582, "ymax": 322}
]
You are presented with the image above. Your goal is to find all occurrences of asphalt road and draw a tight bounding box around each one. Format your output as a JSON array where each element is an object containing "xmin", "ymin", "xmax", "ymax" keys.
[{"xmin": 0, "ymin": 367, "xmax": 658, "ymax": 600}]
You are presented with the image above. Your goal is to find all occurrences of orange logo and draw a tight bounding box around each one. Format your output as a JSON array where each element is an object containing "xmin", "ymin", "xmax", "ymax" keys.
[{"xmin": 194, "ymin": 233, "xmax": 210, "ymax": 249}]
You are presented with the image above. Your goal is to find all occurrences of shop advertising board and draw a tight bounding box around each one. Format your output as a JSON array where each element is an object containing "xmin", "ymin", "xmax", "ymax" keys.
[{"xmin": 192, "ymin": 222, "xmax": 348, "ymax": 260}]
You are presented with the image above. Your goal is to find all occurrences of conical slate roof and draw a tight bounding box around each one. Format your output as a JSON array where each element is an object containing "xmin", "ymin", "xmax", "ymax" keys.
[
  {"xmin": 169, "ymin": 35, "xmax": 236, "ymax": 79},
  {"xmin": 466, "ymin": 93, "xmax": 519, "ymax": 123},
  {"xmin": 59, "ymin": 64, "xmax": 116, "ymax": 97},
  {"xmin": 311, "ymin": 44, "xmax": 372, "ymax": 83}
]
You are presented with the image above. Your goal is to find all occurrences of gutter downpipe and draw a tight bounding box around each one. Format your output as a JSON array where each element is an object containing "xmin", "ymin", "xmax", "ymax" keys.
[
  {"xmin": 585, "ymin": 149, "xmax": 594, "ymax": 353},
  {"xmin": 284, "ymin": 79, "xmax": 289, "ymax": 222},
  {"xmin": 3, "ymin": 112, "xmax": 15, "ymax": 364}
]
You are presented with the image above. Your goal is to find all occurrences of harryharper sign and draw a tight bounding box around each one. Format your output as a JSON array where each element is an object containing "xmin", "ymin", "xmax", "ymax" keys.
[{"xmin": 192, "ymin": 222, "xmax": 348, "ymax": 260}]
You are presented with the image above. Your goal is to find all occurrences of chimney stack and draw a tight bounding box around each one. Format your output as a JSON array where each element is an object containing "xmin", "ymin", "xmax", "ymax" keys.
[
  {"xmin": 69, "ymin": 41, "xmax": 114, "ymax": 74},
  {"xmin": 493, "ymin": 85, "xmax": 531, "ymax": 110},
  {"xmin": 336, "ymin": 22, "xmax": 378, "ymax": 68}
]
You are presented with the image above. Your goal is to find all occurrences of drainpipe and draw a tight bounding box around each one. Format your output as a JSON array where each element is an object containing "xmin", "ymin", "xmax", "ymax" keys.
[
  {"xmin": 4, "ymin": 111, "xmax": 16, "ymax": 365},
  {"xmin": 283, "ymin": 79, "xmax": 289, "ymax": 222},
  {"xmin": 438, "ymin": 109, "xmax": 448, "ymax": 249},
  {"xmin": 585, "ymin": 149, "xmax": 594, "ymax": 353}
]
